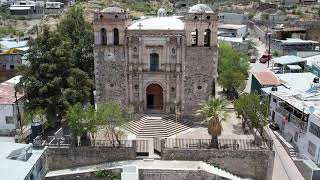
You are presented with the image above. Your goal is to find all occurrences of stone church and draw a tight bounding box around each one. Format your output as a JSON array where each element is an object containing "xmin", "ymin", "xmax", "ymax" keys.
[{"xmin": 94, "ymin": 4, "xmax": 218, "ymax": 118}]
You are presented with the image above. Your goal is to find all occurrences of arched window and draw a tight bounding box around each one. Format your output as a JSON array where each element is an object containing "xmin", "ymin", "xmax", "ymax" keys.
[
  {"xmin": 150, "ymin": 53, "xmax": 159, "ymax": 71},
  {"xmin": 204, "ymin": 29, "xmax": 211, "ymax": 47},
  {"xmin": 191, "ymin": 29, "xmax": 198, "ymax": 46},
  {"xmin": 113, "ymin": 28, "xmax": 119, "ymax": 45},
  {"xmin": 101, "ymin": 28, "xmax": 107, "ymax": 45}
]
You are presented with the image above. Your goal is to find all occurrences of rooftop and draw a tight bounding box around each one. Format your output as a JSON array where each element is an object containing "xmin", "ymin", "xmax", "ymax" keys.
[
  {"xmin": 0, "ymin": 40, "xmax": 28, "ymax": 50},
  {"xmin": 303, "ymin": 54, "xmax": 320, "ymax": 67},
  {"xmin": 128, "ymin": 16, "xmax": 184, "ymax": 30},
  {"xmin": 0, "ymin": 142, "xmax": 46, "ymax": 180},
  {"xmin": 218, "ymin": 24, "xmax": 247, "ymax": 30},
  {"xmin": 272, "ymin": 55, "xmax": 306, "ymax": 65},
  {"xmin": 101, "ymin": 6, "xmax": 125, "ymax": 13},
  {"xmin": 253, "ymin": 71, "xmax": 281, "ymax": 86},
  {"xmin": 263, "ymin": 73, "xmax": 320, "ymax": 114},
  {"xmin": 0, "ymin": 76, "xmax": 24, "ymax": 104},
  {"xmin": 274, "ymin": 38, "xmax": 319, "ymax": 45}
]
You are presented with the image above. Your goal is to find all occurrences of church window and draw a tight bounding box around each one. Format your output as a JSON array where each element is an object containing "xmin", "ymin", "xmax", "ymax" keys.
[
  {"xmin": 197, "ymin": 86, "xmax": 202, "ymax": 90},
  {"xmin": 191, "ymin": 29, "xmax": 198, "ymax": 46},
  {"xmin": 204, "ymin": 29, "xmax": 211, "ymax": 47},
  {"xmin": 133, "ymin": 47, "xmax": 137, "ymax": 52},
  {"xmin": 115, "ymin": 15, "xmax": 118, "ymax": 19},
  {"xmin": 172, "ymin": 48, "xmax": 175, "ymax": 54},
  {"xmin": 194, "ymin": 16, "xmax": 198, "ymax": 20},
  {"xmin": 110, "ymin": 83, "xmax": 114, "ymax": 87},
  {"xmin": 113, "ymin": 28, "xmax": 119, "ymax": 45},
  {"xmin": 207, "ymin": 16, "xmax": 211, "ymax": 20},
  {"xmin": 171, "ymin": 87, "xmax": 175, "ymax": 92},
  {"xmin": 99, "ymin": 15, "xmax": 103, "ymax": 20},
  {"xmin": 150, "ymin": 53, "xmax": 159, "ymax": 71},
  {"xmin": 101, "ymin": 28, "xmax": 107, "ymax": 45}
]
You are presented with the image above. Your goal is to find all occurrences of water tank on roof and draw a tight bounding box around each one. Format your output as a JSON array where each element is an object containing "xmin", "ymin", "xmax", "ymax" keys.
[{"xmin": 31, "ymin": 122, "xmax": 43, "ymax": 140}]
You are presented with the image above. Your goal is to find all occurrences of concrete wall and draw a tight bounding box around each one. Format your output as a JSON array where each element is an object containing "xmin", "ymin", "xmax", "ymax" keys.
[
  {"xmin": 46, "ymin": 169, "xmax": 121, "ymax": 180},
  {"xmin": 162, "ymin": 149, "xmax": 275, "ymax": 180},
  {"xmin": 47, "ymin": 146, "xmax": 136, "ymax": 170}
]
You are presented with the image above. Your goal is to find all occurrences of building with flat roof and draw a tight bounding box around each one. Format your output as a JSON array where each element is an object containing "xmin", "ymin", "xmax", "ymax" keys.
[
  {"xmin": 271, "ymin": 55, "xmax": 307, "ymax": 73},
  {"xmin": 271, "ymin": 38, "xmax": 319, "ymax": 55},
  {"xmin": 218, "ymin": 24, "xmax": 247, "ymax": 38},
  {"xmin": 263, "ymin": 72, "xmax": 320, "ymax": 168},
  {"xmin": 0, "ymin": 142, "xmax": 47, "ymax": 180}
]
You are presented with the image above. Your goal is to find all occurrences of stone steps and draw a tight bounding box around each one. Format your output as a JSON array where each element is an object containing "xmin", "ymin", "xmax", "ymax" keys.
[{"xmin": 126, "ymin": 114, "xmax": 192, "ymax": 138}]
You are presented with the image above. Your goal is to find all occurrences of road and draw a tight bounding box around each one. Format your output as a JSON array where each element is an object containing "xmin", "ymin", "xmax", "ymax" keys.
[{"xmin": 246, "ymin": 34, "xmax": 305, "ymax": 180}]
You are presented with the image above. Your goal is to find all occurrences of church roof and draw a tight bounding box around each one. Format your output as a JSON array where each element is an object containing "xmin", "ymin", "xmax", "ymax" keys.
[
  {"xmin": 128, "ymin": 16, "xmax": 184, "ymax": 30},
  {"xmin": 189, "ymin": 4, "xmax": 213, "ymax": 13},
  {"xmin": 101, "ymin": 6, "xmax": 124, "ymax": 13}
]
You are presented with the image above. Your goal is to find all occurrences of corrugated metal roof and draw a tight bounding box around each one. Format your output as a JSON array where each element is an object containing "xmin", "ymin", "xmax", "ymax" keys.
[
  {"xmin": 272, "ymin": 55, "xmax": 306, "ymax": 65},
  {"xmin": 253, "ymin": 71, "xmax": 281, "ymax": 86}
]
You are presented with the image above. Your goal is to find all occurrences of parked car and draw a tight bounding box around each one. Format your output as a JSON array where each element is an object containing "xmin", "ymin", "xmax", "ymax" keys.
[
  {"xmin": 250, "ymin": 56, "xmax": 257, "ymax": 63},
  {"xmin": 259, "ymin": 53, "xmax": 272, "ymax": 63},
  {"xmin": 269, "ymin": 122, "xmax": 280, "ymax": 131}
]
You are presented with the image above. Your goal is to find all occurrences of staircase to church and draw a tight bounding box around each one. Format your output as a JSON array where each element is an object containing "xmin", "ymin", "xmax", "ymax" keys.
[{"xmin": 127, "ymin": 114, "xmax": 192, "ymax": 138}]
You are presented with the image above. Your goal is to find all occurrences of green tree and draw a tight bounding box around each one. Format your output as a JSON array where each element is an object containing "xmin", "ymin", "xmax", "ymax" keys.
[
  {"xmin": 96, "ymin": 101, "xmax": 131, "ymax": 146},
  {"xmin": 235, "ymin": 93, "xmax": 269, "ymax": 144},
  {"xmin": 57, "ymin": 4, "xmax": 94, "ymax": 78},
  {"xmin": 18, "ymin": 27, "xmax": 93, "ymax": 127},
  {"xmin": 218, "ymin": 42, "xmax": 249, "ymax": 99},
  {"xmin": 66, "ymin": 103, "xmax": 96, "ymax": 146},
  {"xmin": 196, "ymin": 97, "xmax": 228, "ymax": 149}
]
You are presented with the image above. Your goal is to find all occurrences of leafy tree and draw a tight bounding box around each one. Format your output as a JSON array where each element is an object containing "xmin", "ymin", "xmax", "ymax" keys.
[
  {"xmin": 66, "ymin": 103, "xmax": 96, "ymax": 146},
  {"xmin": 96, "ymin": 101, "xmax": 131, "ymax": 146},
  {"xmin": 235, "ymin": 93, "xmax": 268, "ymax": 144},
  {"xmin": 18, "ymin": 27, "xmax": 93, "ymax": 127},
  {"xmin": 57, "ymin": 4, "xmax": 94, "ymax": 79},
  {"xmin": 196, "ymin": 97, "xmax": 228, "ymax": 149},
  {"xmin": 218, "ymin": 42, "xmax": 249, "ymax": 99}
]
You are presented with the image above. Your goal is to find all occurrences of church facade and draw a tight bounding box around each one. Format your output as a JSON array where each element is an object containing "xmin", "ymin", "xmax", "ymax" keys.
[{"xmin": 93, "ymin": 4, "xmax": 218, "ymax": 118}]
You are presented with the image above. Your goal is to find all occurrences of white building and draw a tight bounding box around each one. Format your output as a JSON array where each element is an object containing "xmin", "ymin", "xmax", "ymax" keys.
[
  {"xmin": 0, "ymin": 142, "xmax": 47, "ymax": 180},
  {"xmin": 218, "ymin": 24, "xmax": 247, "ymax": 38},
  {"xmin": 263, "ymin": 73, "xmax": 320, "ymax": 165},
  {"xmin": 218, "ymin": 12, "xmax": 248, "ymax": 25},
  {"xmin": 0, "ymin": 76, "xmax": 24, "ymax": 135}
]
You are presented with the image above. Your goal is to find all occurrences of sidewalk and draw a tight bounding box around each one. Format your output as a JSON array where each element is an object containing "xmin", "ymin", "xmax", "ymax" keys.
[{"xmin": 266, "ymin": 128, "xmax": 304, "ymax": 180}]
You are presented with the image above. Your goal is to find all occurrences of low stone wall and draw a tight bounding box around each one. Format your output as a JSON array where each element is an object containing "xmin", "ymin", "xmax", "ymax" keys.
[
  {"xmin": 46, "ymin": 169, "xmax": 121, "ymax": 180},
  {"xmin": 139, "ymin": 169, "xmax": 218, "ymax": 180},
  {"xmin": 162, "ymin": 149, "xmax": 275, "ymax": 180},
  {"xmin": 47, "ymin": 147, "xmax": 136, "ymax": 170}
]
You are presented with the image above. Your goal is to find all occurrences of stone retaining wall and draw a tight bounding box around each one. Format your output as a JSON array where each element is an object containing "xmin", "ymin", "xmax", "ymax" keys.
[
  {"xmin": 162, "ymin": 148, "xmax": 275, "ymax": 180},
  {"xmin": 139, "ymin": 169, "xmax": 219, "ymax": 180},
  {"xmin": 47, "ymin": 146, "xmax": 136, "ymax": 170}
]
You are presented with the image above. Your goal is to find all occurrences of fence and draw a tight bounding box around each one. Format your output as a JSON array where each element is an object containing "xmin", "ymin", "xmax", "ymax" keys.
[{"xmin": 165, "ymin": 138, "xmax": 272, "ymax": 150}]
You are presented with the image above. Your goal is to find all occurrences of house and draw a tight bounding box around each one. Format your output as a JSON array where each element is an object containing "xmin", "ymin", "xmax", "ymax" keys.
[
  {"xmin": 271, "ymin": 38, "xmax": 319, "ymax": 55},
  {"xmin": 0, "ymin": 142, "xmax": 47, "ymax": 180},
  {"xmin": 251, "ymin": 71, "xmax": 281, "ymax": 94},
  {"xmin": 0, "ymin": 40, "xmax": 28, "ymax": 82},
  {"xmin": 302, "ymin": 53, "xmax": 320, "ymax": 76},
  {"xmin": 218, "ymin": 36, "xmax": 249, "ymax": 53},
  {"xmin": 218, "ymin": 12, "xmax": 248, "ymax": 25},
  {"xmin": 271, "ymin": 55, "xmax": 307, "ymax": 73},
  {"xmin": 263, "ymin": 73, "xmax": 320, "ymax": 166},
  {"xmin": 218, "ymin": 24, "xmax": 247, "ymax": 38},
  {"xmin": 10, "ymin": 1, "xmax": 44, "ymax": 18},
  {"xmin": 0, "ymin": 76, "xmax": 24, "ymax": 135}
]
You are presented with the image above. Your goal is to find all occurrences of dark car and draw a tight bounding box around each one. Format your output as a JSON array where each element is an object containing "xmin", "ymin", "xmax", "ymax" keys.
[
  {"xmin": 250, "ymin": 56, "xmax": 257, "ymax": 63},
  {"xmin": 259, "ymin": 53, "xmax": 272, "ymax": 63},
  {"xmin": 269, "ymin": 123, "xmax": 280, "ymax": 131}
]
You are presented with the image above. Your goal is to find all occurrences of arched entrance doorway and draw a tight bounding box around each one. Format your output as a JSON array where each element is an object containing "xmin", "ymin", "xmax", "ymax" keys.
[{"xmin": 146, "ymin": 84, "xmax": 163, "ymax": 110}]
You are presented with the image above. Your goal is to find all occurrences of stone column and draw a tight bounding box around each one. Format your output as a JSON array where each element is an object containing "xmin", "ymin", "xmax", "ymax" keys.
[
  {"xmin": 166, "ymin": 75, "xmax": 170, "ymax": 113},
  {"xmin": 181, "ymin": 37, "xmax": 186, "ymax": 113},
  {"xmin": 139, "ymin": 73, "xmax": 143, "ymax": 112},
  {"xmin": 198, "ymin": 25, "xmax": 204, "ymax": 46},
  {"xmin": 94, "ymin": 32, "xmax": 101, "ymax": 45},
  {"xmin": 129, "ymin": 74, "xmax": 133, "ymax": 104},
  {"xmin": 107, "ymin": 31, "xmax": 113, "ymax": 45},
  {"xmin": 166, "ymin": 37, "xmax": 170, "ymax": 72}
]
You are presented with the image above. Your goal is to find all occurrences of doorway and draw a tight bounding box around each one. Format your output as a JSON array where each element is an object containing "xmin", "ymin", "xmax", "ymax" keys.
[{"xmin": 146, "ymin": 84, "xmax": 163, "ymax": 110}]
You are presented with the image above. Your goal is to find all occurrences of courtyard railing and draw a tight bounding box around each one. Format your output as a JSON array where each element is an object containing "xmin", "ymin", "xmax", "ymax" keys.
[{"xmin": 165, "ymin": 138, "xmax": 272, "ymax": 151}]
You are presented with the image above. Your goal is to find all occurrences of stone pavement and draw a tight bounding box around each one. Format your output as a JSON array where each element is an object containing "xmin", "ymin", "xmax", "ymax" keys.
[{"xmin": 265, "ymin": 127, "xmax": 305, "ymax": 180}]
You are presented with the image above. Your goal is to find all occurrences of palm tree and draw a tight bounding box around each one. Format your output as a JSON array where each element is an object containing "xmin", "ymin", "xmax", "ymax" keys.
[{"xmin": 197, "ymin": 96, "xmax": 228, "ymax": 149}]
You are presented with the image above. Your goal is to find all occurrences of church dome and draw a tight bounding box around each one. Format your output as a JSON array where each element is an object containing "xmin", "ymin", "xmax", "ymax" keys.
[
  {"xmin": 157, "ymin": 8, "xmax": 167, "ymax": 17},
  {"xmin": 188, "ymin": 4, "xmax": 213, "ymax": 13},
  {"xmin": 101, "ymin": 6, "xmax": 124, "ymax": 13}
]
